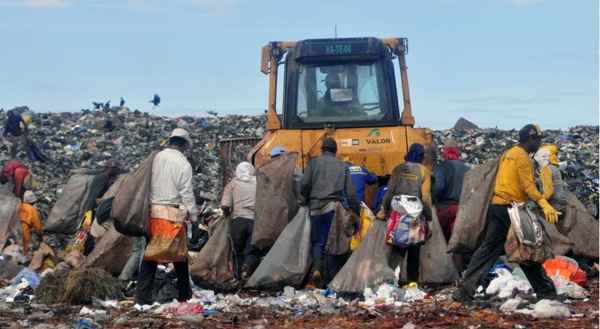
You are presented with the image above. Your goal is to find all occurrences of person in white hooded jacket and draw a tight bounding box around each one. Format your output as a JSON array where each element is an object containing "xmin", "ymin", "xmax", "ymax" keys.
[{"xmin": 221, "ymin": 161, "xmax": 257, "ymax": 279}]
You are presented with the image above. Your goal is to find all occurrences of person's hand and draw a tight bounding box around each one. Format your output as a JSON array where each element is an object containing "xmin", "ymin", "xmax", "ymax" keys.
[
  {"xmin": 221, "ymin": 206, "xmax": 231, "ymax": 217},
  {"xmin": 538, "ymin": 199, "xmax": 561, "ymax": 224}
]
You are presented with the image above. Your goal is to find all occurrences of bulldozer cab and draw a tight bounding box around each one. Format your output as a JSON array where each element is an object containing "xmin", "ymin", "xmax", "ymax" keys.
[{"xmin": 282, "ymin": 38, "xmax": 402, "ymax": 129}]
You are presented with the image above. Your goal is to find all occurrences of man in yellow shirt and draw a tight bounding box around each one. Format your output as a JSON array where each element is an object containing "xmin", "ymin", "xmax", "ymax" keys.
[
  {"xmin": 19, "ymin": 191, "xmax": 43, "ymax": 255},
  {"xmin": 453, "ymin": 124, "xmax": 558, "ymax": 303}
]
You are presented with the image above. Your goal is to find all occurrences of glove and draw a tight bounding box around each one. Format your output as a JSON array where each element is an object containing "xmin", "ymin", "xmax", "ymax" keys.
[
  {"xmin": 221, "ymin": 206, "xmax": 231, "ymax": 217},
  {"xmin": 376, "ymin": 208, "xmax": 386, "ymax": 221},
  {"xmin": 537, "ymin": 199, "xmax": 561, "ymax": 224},
  {"xmin": 82, "ymin": 210, "xmax": 93, "ymax": 229}
]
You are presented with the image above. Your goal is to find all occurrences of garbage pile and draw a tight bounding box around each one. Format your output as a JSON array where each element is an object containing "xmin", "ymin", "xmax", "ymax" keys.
[
  {"xmin": 433, "ymin": 125, "xmax": 599, "ymax": 217},
  {"xmin": 0, "ymin": 107, "xmax": 266, "ymax": 215}
]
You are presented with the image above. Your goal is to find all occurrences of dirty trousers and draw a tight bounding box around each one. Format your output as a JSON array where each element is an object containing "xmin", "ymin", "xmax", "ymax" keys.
[
  {"xmin": 460, "ymin": 204, "xmax": 556, "ymax": 298},
  {"xmin": 436, "ymin": 202, "xmax": 459, "ymax": 242},
  {"xmin": 230, "ymin": 217, "xmax": 258, "ymax": 277},
  {"xmin": 389, "ymin": 245, "xmax": 421, "ymax": 283},
  {"xmin": 135, "ymin": 259, "xmax": 192, "ymax": 305},
  {"xmin": 310, "ymin": 211, "xmax": 335, "ymax": 274}
]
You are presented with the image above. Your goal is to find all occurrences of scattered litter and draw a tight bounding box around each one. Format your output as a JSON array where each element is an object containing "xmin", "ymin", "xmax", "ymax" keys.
[{"xmin": 532, "ymin": 299, "xmax": 571, "ymax": 318}]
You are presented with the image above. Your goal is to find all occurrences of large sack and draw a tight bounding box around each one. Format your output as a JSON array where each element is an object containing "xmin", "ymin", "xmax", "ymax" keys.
[
  {"xmin": 448, "ymin": 159, "xmax": 499, "ymax": 254},
  {"xmin": 560, "ymin": 192, "xmax": 599, "ymax": 258},
  {"xmin": 84, "ymin": 222, "xmax": 134, "ymax": 276},
  {"xmin": 189, "ymin": 217, "xmax": 236, "ymax": 291},
  {"xmin": 0, "ymin": 189, "xmax": 20, "ymax": 251},
  {"xmin": 251, "ymin": 152, "xmax": 299, "ymax": 249},
  {"xmin": 326, "ymin": 202, "xmax": 358, "ymax": 255},
  {"xmin": 111, "ymin": 152, "xmax": 157, "ymax": 236},
  {"xmin": 245, "ymin": 207, "xmax": 311, "ymax": 290},
  {"xmin": 329, "ymin": 220, "xmax": 396, "ymax": 294},
  {"xmin": 409, "ymin": 208, "xmax": 458, "ymax": 283},
  {"xmin": 45, "ymin": 171, "xmax": 96, "ymax": 234}
]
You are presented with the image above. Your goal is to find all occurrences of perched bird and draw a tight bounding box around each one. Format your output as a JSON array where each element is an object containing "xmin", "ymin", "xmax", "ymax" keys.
[
  {"xmin": 120, "ymin": 97, "xmax": 126, "ymax": 107},
  {"xmin": 149, "ymin": 94, "xmax": 161, "ymax": 107},
  {"xmin": 103, "ymin": 100, "xmax": 111, "ymax": 111}
]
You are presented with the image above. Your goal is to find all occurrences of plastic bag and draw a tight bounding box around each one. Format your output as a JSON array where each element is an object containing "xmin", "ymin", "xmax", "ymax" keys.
[
  {"xmin": 245, "ymin": 207, "xmax": 311, "ymax": 290},
  {"xmin": 505, "ymin": 203, "xmax": 553, "ymax": 264},
  {"xmin": 350, "ymin": 204, "xmax": 374, "ymax": 251}
]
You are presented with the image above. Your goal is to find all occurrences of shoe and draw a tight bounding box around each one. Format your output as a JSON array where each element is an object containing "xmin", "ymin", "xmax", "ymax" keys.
[
  {"xmin": 308, "ymin": 270, "xmax": 322, "ymax": 289},
  {"xmin": 452, "ymin": 288, "xmax": 473, "ymax": 304}
]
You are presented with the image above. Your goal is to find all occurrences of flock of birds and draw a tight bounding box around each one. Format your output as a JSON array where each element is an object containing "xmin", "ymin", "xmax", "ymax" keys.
[{"xmin": 92, "ymin": 94, "xmax": 161, "ymax": 111}]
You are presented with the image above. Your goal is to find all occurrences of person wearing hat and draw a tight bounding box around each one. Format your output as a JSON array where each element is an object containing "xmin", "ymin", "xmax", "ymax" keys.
[
  {"xmin": 0, "ymin": 160, "xmax": 32, "ymax": 199},
  {"xmin": 378, "ymin": 143, "xmax": 433, "ymax": 286},
  {"xmin": 270, "ymin": 146, "xmax": 287, "ymax": 159},
  {"xmin": 19, "ymin": 191, "xmax": 43, "ymax": 255},
  {"xmin": 453, "ymin": 124, "xmax": 559, "ymax": 303},
  {"xmin": 300, "ymin": 137, "xmax": 360, "ymax": 288},
  {"xmin": 534, "ymin": 144, "xmax": 568, "ymax": 215},
  {"xmin": 432, "ymin": 139, "xmax": 470, "ymax": 243},
  {"xmin": 136, "ymin": 128, "xmax": 197, "ymax": 306}
]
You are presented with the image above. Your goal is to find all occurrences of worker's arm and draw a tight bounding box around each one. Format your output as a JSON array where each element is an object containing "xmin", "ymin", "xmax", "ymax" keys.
[
  {"xmin": 299, "ymin": 161, "xmax": 313, "ymax": 206},
  {"xmin": 420, "ymin": 166, "xmax": 433, "ymax": 221},
  {"xmin": 220, "ymin": 181, "xmax": 234, "ymax": 216},
  {"xmin": 431, "ymin": 166, "xmax": 446, "ymax": 201},
  {"xmin": 516, "ymin": 152, "xmax": 544, "ymax": 202},
  {"xmin": 365, "ymin": 168, "xmax": 378, "ymax": 185},
  {"xmin": 344, "ymin": 169, "xmax": 360, "ymax": 216},
  {"xmin": 31, "ymin": 208, "xmax": 43, "ymax": 233},
  {"xmin": 178, "ymin": 162, "xmax": 198, "ymax": 221},
  {"xmin": 540, "ymin": 166, "xmax": 554, "ymax": 200},
  {"xmin": 381, "ymin": 168, "xmax": 399, "ymax": 216}
]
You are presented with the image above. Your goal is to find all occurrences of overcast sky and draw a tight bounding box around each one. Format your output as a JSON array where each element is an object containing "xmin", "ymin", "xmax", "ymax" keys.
[{"xmin": 0, "ymin": 0, "xmax": 597, "ymax": 129}]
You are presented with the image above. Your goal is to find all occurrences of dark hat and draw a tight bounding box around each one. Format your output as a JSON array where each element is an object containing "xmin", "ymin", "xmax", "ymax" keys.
[
  {"xmin": 321, "ymin": 137, "xmax": 337, "ymax": 152},
  {"xmin": 519, "ymin": 124, "xmax": 542, "ymax": 142}
]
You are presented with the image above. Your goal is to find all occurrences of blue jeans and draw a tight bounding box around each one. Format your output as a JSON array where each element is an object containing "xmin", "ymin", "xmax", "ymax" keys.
[{"xmin": 310, "ymin": 211, "xmax": 335, "ymax": 273}]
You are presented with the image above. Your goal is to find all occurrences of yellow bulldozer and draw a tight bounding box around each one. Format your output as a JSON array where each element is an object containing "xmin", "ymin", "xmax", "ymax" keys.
[{"xmin": 220, "ymin": 37, "xmax": 433, "ymax": 195}]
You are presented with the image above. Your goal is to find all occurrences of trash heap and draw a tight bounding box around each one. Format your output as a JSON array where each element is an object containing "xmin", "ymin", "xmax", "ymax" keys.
[
  {"xmin": 0, "ymin": 108, "xmax": 597, "ymax": 218},
  {"xmin": 0, "ymin": 107, "xmax": 266, "ymax": 215},
  {"xmin": 433, "ymin": 125, "xmax": 599, "ymax": 217}
]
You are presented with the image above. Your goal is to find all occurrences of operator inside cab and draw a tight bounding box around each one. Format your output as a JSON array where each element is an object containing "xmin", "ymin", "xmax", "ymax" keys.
[{"xmin": 317, "ymin": 71, "xmax": 363, "ymax": 117}]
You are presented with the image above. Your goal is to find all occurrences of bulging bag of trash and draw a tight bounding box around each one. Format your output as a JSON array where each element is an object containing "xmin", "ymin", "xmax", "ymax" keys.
[
  {"xmin": 329, "ymin": 220, "xmax": 397, "ymax": 294},
  {"xmin": 245, "ymin": 207, "xmax": 311, "ymax": 290},
  {"xmin": 111, "ymin": 152, "xmax": 157, "ymax": 237},
  {"xmin": 45, "ymin": 171, "xmax": 95, "ymax": 234},
  {"xmin": 189, "ymin": 217, "xmax": 236, "ymax": 291},
  {"xmin": 449, "ymin": 159, "xmax": 499, "ymax": 254},
  {"xmin": 252, "ymin": 152, "xmax": 299, "ymax": 250},
  {"xmin": 84, "ymin": 223, "xmax": 134, "ymax": 276}
]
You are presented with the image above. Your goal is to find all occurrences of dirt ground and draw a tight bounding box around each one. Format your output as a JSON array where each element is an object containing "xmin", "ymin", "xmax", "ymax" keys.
[{"xmin": 0, "ymin": 279, "xmax": 597, "ymax": 329}]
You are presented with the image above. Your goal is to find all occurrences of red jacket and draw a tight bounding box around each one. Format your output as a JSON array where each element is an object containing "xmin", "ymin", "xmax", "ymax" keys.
[{"xmin": 1, "ymin": 160, "xmax": 29, "ymax": 198}]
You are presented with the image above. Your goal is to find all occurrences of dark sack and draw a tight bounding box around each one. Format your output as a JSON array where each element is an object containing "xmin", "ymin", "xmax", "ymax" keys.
[
  {"xmin": 111, "ymin": 152, "xmax": 157, "ymax": 236},
  {"xmin": 329, "ymin": 220, "xmax": 396, "ymax": 294},
  {"xmin": 251, "ymin": 152, "xmax": 299, "ymax": 249},
  {"xmin": 448, "ymin": 159, "xmax": 499, "ymax": 254},
  {"xmin": 0, "ymin": 189, "xmax": 20, "ymax": 251},
  {"xmin": 45, "ymin": 171, "xmax": 96, "ymax": 234},
  {"xmin": 325, "ymin": 202, "xmax": 358, "ymax": 255},
  {"xmin": 245, "ymin": 207, "xmax": 311, "ymax": 290},
  {"xmin": 189, "ymin": 217, "xmax": 236, "ymax": 291},
  {"xmin": 561, "ymin": 192, "xmax": 599, "ymax": 258}
]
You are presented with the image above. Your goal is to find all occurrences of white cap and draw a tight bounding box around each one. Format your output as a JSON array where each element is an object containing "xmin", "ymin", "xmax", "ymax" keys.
[
  {"xmin": 23, "ymin": 191, "xmax": 37, "ymax": 204},
  {"xmin": 169, "ymin": 128, "xmax": 193, "ymax": 148}
]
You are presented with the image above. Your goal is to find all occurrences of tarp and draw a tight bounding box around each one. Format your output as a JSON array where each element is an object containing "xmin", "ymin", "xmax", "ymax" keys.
[
  {"xmin": 189, "ymin": 217, "xmax": 236, "ymax": 291},
  {"xmin": 251, "ymin": 152, "xmax": 299, "ymax": 250},
  {"xmin": 83, "ymin": 223, "xmax": 134, "ymax": 276},
  {"xmin": 0, "ymin": 188, "xmax": 20, "ymax": 251},
  {"xmin": 448, "ymin": 159, "xmax": 499, "ymax": 254},
  {"xmin": 45, "ymin": 170, "xmax": 97, "ymax": 234},
  {"xmin": 245, "ymin": 207, "xmax": 312, "ymax": 290},
  {"xmin": 329, "ymin": 220, "xmax": 396, "ymax": 294}
]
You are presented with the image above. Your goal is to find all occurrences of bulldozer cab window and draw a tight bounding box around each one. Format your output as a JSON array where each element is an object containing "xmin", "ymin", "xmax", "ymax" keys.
[{"xmin": 296, "ymin": 62, "xmax": 385, "ymax": 123}]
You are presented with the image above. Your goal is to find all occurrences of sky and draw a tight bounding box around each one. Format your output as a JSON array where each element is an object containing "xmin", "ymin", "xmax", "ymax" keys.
[{"xmin": 0, "ymin": 0, "xmax": 597, "ymax": 129}]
